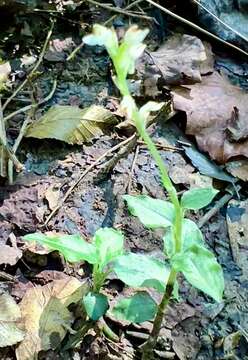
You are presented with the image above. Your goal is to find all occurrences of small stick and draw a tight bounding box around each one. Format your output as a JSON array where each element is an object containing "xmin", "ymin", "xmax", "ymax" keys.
[
  {"xmin": 127, "ymin": 145, "xmax": 139, "ymax": 194},
  {"xmin": 0, "ymin": 99, "xmax": 23, "ymax": 172},
  {"xmin": 0, "ymin": 271, "xmax": 16, "ymax": 282},
  {"xmin": 146, "ymin": 0, "xmax": 248, "ymax": 57},
  {"xmin": 2, "ymin": 21, "xmax": 54, "ymax": 112},
  {"xmin": 4, "ymin": 79, "xmax": 57, "ymax": 124},
  {"xmin": 137, "ymin": 140, "xmax": 181, "ymax": 151},
  {"xmin": 44, "ymin": 133, "xmax": 136, "ymax": 225},
  {"xmin": 198, "ymin": 185, "xmax": 241, "ymax": 229},
  {"xmin": 192, "ymin": 0, "xmax": 248, "ymax": 43},
  {"xmin": 86, "ymin": 0, "xmax": 154, "ymax": 22},
  {"xmin": 104, "ymin": 0, "xmax": 144, "ymax": 25}
]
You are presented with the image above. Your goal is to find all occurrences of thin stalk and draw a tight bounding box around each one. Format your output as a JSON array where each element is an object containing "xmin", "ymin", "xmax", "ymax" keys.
[
  {"xmin": 141, "ymin": 268, "xmax": 177, "ymax": 359},
  {"xmin": 116, "ymin": 77, "xmax": 183, "ymax": 356}
]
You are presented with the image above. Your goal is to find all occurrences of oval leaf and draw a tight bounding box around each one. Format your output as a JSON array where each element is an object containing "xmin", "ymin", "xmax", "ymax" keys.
[
  {"xmin": 25, "ymin": 105, "xmax": 117, "ymax": 145},
  {"xmin": 83, "ymin": 292, "xmax": 109, "ymax": 321},
  {"xmin": 110, "ymin": 292, "xmax": 157, "ymax": 323},
  {"xmin": 171, "ymin": 244, "xmax": 224, "ymax": 302},
  {"xmin": 23, "ymin": 233, "xmax": 97, "ymax": 264},
  {"xmin": 163, "ymin": 219, "xmax": 204, "ymax": 257},
  {"xmin": 113, "ymin": 253, "xmax": 169, "ymax": 293},
  {"xmin": 180, "ymin": 187, "xmax": 219, "ymax": 210},
  {"xmin": 93, "ymin": 228, "xmax": 124, "ymax": 270},
  {"xmin": 123, "ymin": 195, "xmax": 175, "ymax": 229}
]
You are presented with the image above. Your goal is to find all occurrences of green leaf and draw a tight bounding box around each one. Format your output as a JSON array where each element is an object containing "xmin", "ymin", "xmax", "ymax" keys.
[
  {"xmin": 163, "ymin": 219, "xmax": 204, "ymax": 257},
  {"xmin": 110, "ymin": 291, "xmax": 157, "ymax": 323},
  {"xmin": 83, "ymin": 292, "xmax": 109, "ymax": 321},
  {"xmin": 123, "ymin": 195, "xmax": 175, "ymax": 229},
  {"xmin": 23, "ymin": 233, "xmax": 97, "ymax": 264},
  {"xmin": 180, "ymin": 187, "xmax": 219, "ymax": 210},
  {"xmin": 25, "ymin": 105, "xmax": 117, "ymax": 145},
  {"xmin": 113, "ymin": 253, "xmax": 169, "ymax": 293},
  {"xmin": 171, "ymin": 244, "xmax": 224, "ymax": 302},
  {"xmin": 93, "ymin": 227, "xmax": 124, "ymax": 270}
]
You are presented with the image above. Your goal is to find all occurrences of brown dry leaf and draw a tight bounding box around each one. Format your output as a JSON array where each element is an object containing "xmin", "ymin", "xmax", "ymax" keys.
[
  {"xmin": 0, "ymin": 244, "xmax": 22, "ymax": 266},
  {"xmin": 226, "ymin": 159, "xmax": 248, "ymax": 181},
  {"xmin": 45, "ymin": 183, "xmax": 61, "ymax": 211},
  {"xmin": 0, "ymin": 61, "xmax": 11, "ymax": 88},
  {"xmin": 173, "ymin": 72, "xmax": 248, "ymax": 163},
  {"xmin": 150, "ymin": 34, "xmax": 207, "ymax": 85},
  {"xmin": 15, "ymin": 277, "xmax": 89, "ymax": 360},
  {"xmin": 0, "ymin": 291, "xmax": 25, "ymax": 347},
  {"xmin": 226, "ymin": 199, "xmax": 248, "ymax": 277}
]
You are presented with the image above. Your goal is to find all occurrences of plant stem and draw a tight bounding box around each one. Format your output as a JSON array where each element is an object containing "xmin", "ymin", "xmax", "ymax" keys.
[
  {"xmin": 141, "ymin": 268, "xmax": 177, "ymax": 359},
  {"xmin": 116, "ymin": 70, "xmax": 183, "ymax": 358}
]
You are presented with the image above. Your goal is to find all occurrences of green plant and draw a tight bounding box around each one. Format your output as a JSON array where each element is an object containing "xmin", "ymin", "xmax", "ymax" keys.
[
  {"xmin": 23, "ymin": 24, "xmax": 224, "ymax": 360},
  {"xmin": 23, "ymin": 228, "xmax": 165, "ymax": 327},
  {"xmin": 82, "ymin": 24, "xmax": 225, "ymax": 359}
]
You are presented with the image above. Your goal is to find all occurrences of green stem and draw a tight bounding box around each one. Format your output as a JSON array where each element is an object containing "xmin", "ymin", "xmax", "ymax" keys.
[
  {"xmin": 116, "ymin": 74, "xmax": 183, "ymax": 358},
  {"xmin": 141, "ymin": 268, "xmax": 177, "ymax": 360}
]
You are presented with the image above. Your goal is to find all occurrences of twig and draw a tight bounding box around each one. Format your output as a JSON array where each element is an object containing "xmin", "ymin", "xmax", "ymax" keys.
[
  {"xmin": 2, "ymin": 21, "xmax": 54, "ymax": 112},
  {"xmin": 127, "ymin": 145, "xmax": 139, "ymax": 194},
  {"xmin": 146, "ymin": 0, "xmax": 248, "ymax": 57},
  {"xmin": 198, "ymin": 185, "xmax": 241, "ymax": 229},
  {"xmin": 4, "ymin": 79, "xmax": 57, "ymax": 124},
  {"xmin": 66, "ymin": 43, "xmax": 84, "ymax": 61},
  {"xmin": 137, "ymin": 140, "xmax": 181, "ymax": 151},
  {"xmin": 86, "ymin": 0, "xmax": 154, "ymax": 22},
  {"xmin": 66, "ymin": 0, "xmax": 145, "ymax": 61},
  {"xmin": 44, "ymin": 134, "xmax": 136, "ymax": 225},
  {"xmin": 0, "ymin": 99, "xmax": 23, "ymax": 172},
  {"xmin": 104, "ymin": 0, "xmax": 144, "ymax": 25},
  {"xmin": 0, "ymin": 271, "xmax": 16, "ymax": 282},
  {"xmin": 192, "ymin": 0, "xmax": 248, "ymax": 43}
]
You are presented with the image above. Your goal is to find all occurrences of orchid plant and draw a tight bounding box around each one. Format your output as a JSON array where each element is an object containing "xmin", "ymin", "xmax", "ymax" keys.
[
  {"xmin": 23, "ymin": 24, "xmax": 224, "ymax": 360},
  {"xmin": 83, "ymin": 24, "xmax": 224, "ymax": 359}
]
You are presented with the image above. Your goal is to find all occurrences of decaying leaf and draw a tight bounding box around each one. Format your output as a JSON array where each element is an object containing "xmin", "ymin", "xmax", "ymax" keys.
[
  {"xmin": 0, "ymin": 244, "xmax": 22, "ymax": 266},
  {"xmin": 15, "ymin": 277, "xmax": 89, "ymax": 360},
  {"xmin": 25, "ymin": 105, "xmax": 117, "ymax": 144},
  {"xmin": 149, "ymin": 34, "xmax": 207, "ymax": 85},
  {"xmin": 173, "ymin": 72, "xmax": 248, "ymax": 164},
  {"xmin": 0, "ymin": 61, "xmax": 11, "ymax": 89},
  {"xmin": 45, "ymin": 183, "xmax": 61, "ymax": 211},
  {"xmin": 0, "ymin": 291, "xmax": 25, "ymax": 347},
  {"xmin": 226, "ymin": 199, "xmax": 248, "ymax": 277}
]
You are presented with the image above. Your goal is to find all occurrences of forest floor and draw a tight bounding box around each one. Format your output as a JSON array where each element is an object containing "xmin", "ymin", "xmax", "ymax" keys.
[{"xmin": 0, "ymin": 1, "xmax": 248, "ymax": 359}]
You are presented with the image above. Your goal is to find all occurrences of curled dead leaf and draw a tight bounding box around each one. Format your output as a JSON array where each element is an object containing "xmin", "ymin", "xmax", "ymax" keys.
[{"xmin": 173, "ymin": 72, "xmax": 248, "ymax": 164}]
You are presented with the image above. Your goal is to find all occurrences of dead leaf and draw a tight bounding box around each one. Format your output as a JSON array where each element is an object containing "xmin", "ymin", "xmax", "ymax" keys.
[
  {"xmin": 150, "ymin": 34, "xmax": 207, "ymax": 85},
  {"xmin": 15, "ymin": 277, "xmax": 89, "ymax": 360},
  {"xmin": 173, "ymin": 72, "xmax": 248, "ymax": 164},
  {"xmin": 0, "ymin": 291, "xmax": 25, "ymax": 347},
  {"xmin": 45, "ymin": 183, "xmax": 61, "ymax": 211},
  {"xmin": 0, "ymin": 244, "xmax": 22, "ymax": 266},
  {"xmin": 25, "ymin": 105, "xmax": 117, "ymax": 144},
  {"xmin": 0, "ymin": 61, "xmax": 11, "ymax": 88},
  {"xmin": 226, "ymin": 199, "xmax": 248, "ymax": 276},
  {"xmin": 226, "ymin": 160, "xmax": 248, "ymax": 181}
]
